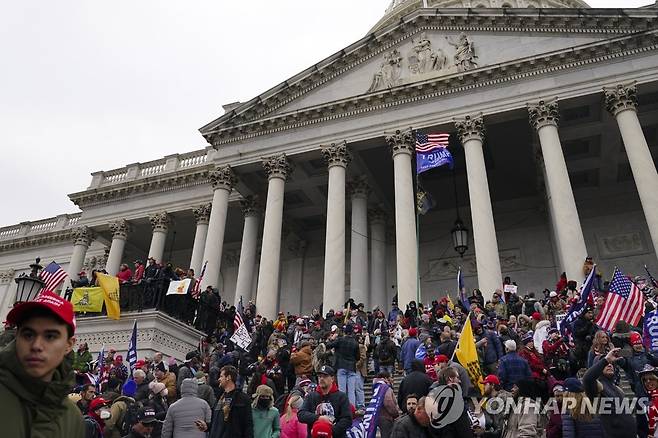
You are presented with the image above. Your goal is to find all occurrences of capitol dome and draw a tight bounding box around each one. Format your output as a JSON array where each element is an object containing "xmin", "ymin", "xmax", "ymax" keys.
[{"xmin": 371, "ymin": 0, "xmax": 591, "ymax": 32}]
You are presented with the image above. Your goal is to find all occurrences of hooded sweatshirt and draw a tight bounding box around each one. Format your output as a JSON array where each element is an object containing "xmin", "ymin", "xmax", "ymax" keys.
[
  {"xmin": 0, "ymin": 340, "xmax": 85, "ymax": 438},
  {"xmin": 161, "ymin": 378, "xmax": 212, "ymax": 438},
  {"xmin": 298, "ymin": 382, "xmax": 352, "ymax": 438}
]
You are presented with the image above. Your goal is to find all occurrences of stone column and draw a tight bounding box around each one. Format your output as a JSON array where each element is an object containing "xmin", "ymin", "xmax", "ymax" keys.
[
  {"xmin": 106, "ymin": 219, "xmax": 130, "ymax": 276},
  {"xmin": 147, "ymin": 212, "xmax": 169, "ymax": 264},
  {"xmin": 385, "ymin": 129, "xmax": 418, "ymax": 308},
  {"xmin": 234, "ymin": 196, "xmax": 260, "ymax": 305},
  {"xmin": 189, "ymin": 203, "xmax": 211, "ymax": 275},
  {"xmin": 201, "ymin": 166, "xmax": 237, "ymax": 290},
  {"xmin": 321, "ymin": 143, "xmax": 350, "ymax": 312},
  {"xmin": 528, "ymin": 100, "xmax": 588, "ymax": 280},
  {"xmin": 369, "ymin": 208, "xmax": 387, "ymax": 311},
  {"xmin": 67, "ymin": 226, "xmax": 94, "ymax": 285},
  {"xmin": 255, "ymin": 154, "xmax": 292, "ymax": 319},
  {"xmin": 605, "ymin": 84, "xmax": 658, "ymax": 255},
  {"xmin": 348, "ymin": 176, "xmax": 369, "ymax": 307},
  {"xmin": 454, "ymin": 115, "xmax": 502, "ymax": 299}
]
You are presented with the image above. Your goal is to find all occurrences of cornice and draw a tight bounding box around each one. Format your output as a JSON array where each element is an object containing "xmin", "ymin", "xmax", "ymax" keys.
[
  {"xmin": 201, "ymin": 9, "xmax": 657, "ymax": 142},
  {"xmin": 0, "ymin": 229, "xmax": 77, "ymax": 252},
  {"xmin": 69, "ymin": 166, "xmax": 213, "ymax": 208},
  {"xmin": 207, "ymin": 29, "xmax": 658, "ymax": 146}
]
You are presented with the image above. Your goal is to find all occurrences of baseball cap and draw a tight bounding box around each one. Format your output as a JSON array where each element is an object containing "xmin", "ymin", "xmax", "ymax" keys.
[
  {"xmin": 6, "ymin": 290, "xmax": 76, "ymax": 334},
  {"xmin": 312, "ymin": 419, "xmax": 333, "ymax": 438},
  {"xmin": 137, "ymin": 407, "xmax": 157, "ymax": 424},
  {"xmin": 135, "ymin": 359, "xmax": 146, "ymax": 369},
  {"xmin": 482, "ymin": 375, "xmax": 501, "ymax": 386},
  {"xmin": 630, "ymin": 331, "xmax": 643, "ymax": 345},
  {"xmin": 89, "ymin": 397, "xmax": 110, "ymax": 411},
  {"xmin": 318, "ymin": 365, "xmax": 336, "ymax": 376}
]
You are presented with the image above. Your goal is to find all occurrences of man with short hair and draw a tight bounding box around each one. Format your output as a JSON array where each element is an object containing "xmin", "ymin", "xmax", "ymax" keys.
[
  {"xmin": 122, "ymin": 407, "xmax": 157, "ymax": 438},
  {"xmin": 497, "ymin": 339, "xmax": 531, "ymax": 391},
  {"xmin": 206, "ymin": 365, "xmax": 253, "ymax": 438},
  {"xmin": 397, "ymin": 360, "xmax": 432, "ymax": 411},
  {"xmin": 298, "ymin": 365, "xmax": 353, "ymax": 438},
  {"xmin": 390, "ymin": 396, "xmax": 430, "ymax": 437},
  {"xmin": 326, "ymin": 324, "xmax": 361, "ymax": 407},
  {"xmin": 78, "ymin": 383, "xmax": 97, "ymax": 415},
  {"xmin": 0, "ymin": 290, "xmax": 85, "ymax": 437},
  {"xmin": 133, "ymin": 369, "xmax": 150, "ymax": 402}
]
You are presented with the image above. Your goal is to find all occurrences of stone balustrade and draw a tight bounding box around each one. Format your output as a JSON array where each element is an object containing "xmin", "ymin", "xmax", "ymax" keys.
[{"xmin": 0, "ymin": 213, "xmax": 82, "ymax": 242}]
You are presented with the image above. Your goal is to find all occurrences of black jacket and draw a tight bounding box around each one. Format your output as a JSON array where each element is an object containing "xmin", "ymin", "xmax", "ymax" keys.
[
  {"xmin": 298, "ymin": 384, "xmax": 352, "ymax": 438},
  {"xmin": 327, "ymin": 336, "xmax": 360, "ymax": 372},
  {"xmin": 390, "ymin": 413, "xmax": 430, "ymax": 437},
  {"xmin": 397, "ymin": 371, "xmax": 433, "ymax": 411},
  {"xmin": 209, "ymin": 388, "xmax": 253, "ymax": 438}
]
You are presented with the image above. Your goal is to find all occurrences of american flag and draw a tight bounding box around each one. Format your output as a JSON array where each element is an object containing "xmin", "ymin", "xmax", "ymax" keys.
[
  {"xmin": 597, "ymin": 267, "xmax": 645, "ymax": 331},
  {"xmin": 126, "ymin": 320, "xmax": 137, "ymax": 377},
  {"xmin": 40, "ymin": 261, "xmax": 68, "ymax": 292},
  {"xmin": 646, "ymin": 265, "xmax": 658, "ymax": 289},
  {"xmin": 191, "ymin": 261, "xmax": 207, "ymax": 299},
  {"xmin": 415, "ymin": 132, "xmax": 450, "ymax": 153},
  {"xmin": 458, "ymin": 267, "xmax": 470, "ymax": 313},
  {"xmin": 96, "ymin": 344, "xmax": 108, "ymax": 391},
  {"xmin": 234, "ymin": 296, "xmax": 245, "ymax": 331}
]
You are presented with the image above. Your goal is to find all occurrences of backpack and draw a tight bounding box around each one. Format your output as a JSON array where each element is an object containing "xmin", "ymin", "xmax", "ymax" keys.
[
  {"xmin": 377, "ymin": 342, "xmax": 393, "ymax": 363},
  {"xmin": 523, "ymin": 299, "xmax": 536, "ymax": 317},
  {"xmin": 119, "ymin": 399, "xmax": 142, "ymax": 436}
]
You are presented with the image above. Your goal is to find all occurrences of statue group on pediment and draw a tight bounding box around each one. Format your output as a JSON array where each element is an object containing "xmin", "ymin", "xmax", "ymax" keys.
[{"xmin": 367, "ymin": 32, "xmax": 478, "ymax": 92}]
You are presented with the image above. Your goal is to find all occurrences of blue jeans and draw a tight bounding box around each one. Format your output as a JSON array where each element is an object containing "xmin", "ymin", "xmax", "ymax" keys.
[
  {"xmin": 355, "ymin": 372, "xmax": 365, "ymax": 408},
  {"xmin": 337, "ymin": 369, "xmax": 359, "ymax": 407}
]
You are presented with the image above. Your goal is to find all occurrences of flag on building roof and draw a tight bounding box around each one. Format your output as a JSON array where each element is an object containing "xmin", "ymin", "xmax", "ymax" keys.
[
  {"xmin": 560, "ymin": 265, "xmax": 596, "ymax": 336},
  {"xmin": 415, "ymin": 132, "xmax": 454, "ymax": 174},
  {"xmin": 458, "ymin": 267, "xmax": 470, "ymax": 313},
  {"xmin": 597, "ymin": 267, "xmax": 645, "ymax": 331},
  {"xmin": 39, "ymin": 261, "xmax": 68, "ymax": 292},
  {"xmin": 126, "ymin": 320, "xmax": 137, "ymax": 377},
  {"xmin": 191, "ymin": 261, "xmax": 207, "ymax": 299}
]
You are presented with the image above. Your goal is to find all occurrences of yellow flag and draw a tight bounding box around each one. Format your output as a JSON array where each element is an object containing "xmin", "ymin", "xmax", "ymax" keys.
[
  {"xmin": 446, "ymin": 296, "xmax": 455, "ymax": 311},
  {"xmin": 97, "ymin": 273, "xmax": 121, "ymax": 320},
  {"xmin": 454, "ymin": 316, "xmax": 484, "ymax": 394},
  {"xmin": 72, "ymin": 287, "xmax": 105, "ymax": 313}
]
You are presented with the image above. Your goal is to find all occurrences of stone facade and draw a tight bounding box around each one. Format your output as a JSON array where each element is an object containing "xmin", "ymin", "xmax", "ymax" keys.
[{"xmin": 1, "ymin": 4, "xmax": 658, "ymax": 322}]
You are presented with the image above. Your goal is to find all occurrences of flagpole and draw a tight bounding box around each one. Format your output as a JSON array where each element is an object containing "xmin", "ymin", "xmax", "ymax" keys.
[{"xmin": 412, "ymin": 128, "xmax": 421, "ymax": 315}]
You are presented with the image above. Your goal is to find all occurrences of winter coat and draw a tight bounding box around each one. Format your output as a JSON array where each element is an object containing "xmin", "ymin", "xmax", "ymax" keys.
[
  {"xmin": 373, "ymin": 378, "xmax": 401, "ymax": 422},
  {"xmin": 280, "ymin": 409, "xmax": 307, "ymax": 438},
  {"xmin": 518, "ymin": 347, "xmax": 546, "ymax": 379},
  {"xmin": 583, "ymin": 356, "xmax": 637, "ymax": 438},
  {"xmin": 476, "ymin": 330, "xmax": 504, "ymax": 366},
  {"xmin": 501, "ymin": 397, "xmax": 539, "ymax": 438},
  {"xmin": 618, "ymin": 349, "xmax": 658, "ymax": 397},
  {"xmin": 73, "ymin": 349, "xmax": 93, "ymax": 373},
  {"xmin": 252, "ymin": 406, "xmax": 281, "ymax": 438},
  {"xmin": 397, "ymin": 371, "xmax": 432, "ymax": 411},
  {"xmin": 400, "ymin": 337, "xmax": 421, "ymax": 372},
  {"xmin": 290, "ymin": 345, "xmax": 313, "ymax": 376},
  {"xmin": 0, "ymin": 340, "xmax": 85, "ymax": 438},
  {"xmin": 561, "ymin": 412, "xmax": 604, "ymax": 438},
  {"xmin": 356, "ymin": 343, "xmax": 368, "ymax": 376},
  {"xmin": 197, "ymin": 382, "xmax": 216, "ymax": 409},
  {"xmin": 158, "ymin": 371, "xmax": 177, "ymax": 403},
  {"xmin": 161, "ymin": 378, "xmax": 212, "ymax": 438},
  {"xmin": 298, "ymin": 383, "xmax": 352, "ymax": 438},
  {"xmin": 134, "ymin": 380, "xmax": 150, "ymax": 402},
  {"xmin": 376, "ymin": 338, "xmax": 398, "ymax": 366},
  {"xmin": 498, "ymin": 352, "xmax": 532, "ymax": 391},
  {"xmin": 327, "ymin": 336, "xmax": 360, "ymax": 372},
  {"xmin": 208, "ymin": 388, "xmax": 253, "ymax": 438},
  {"xmin": 176, "ymin": 363, "xmax": 195, "ymax": 393},
  {"xmin": 390, "ymin": 413, "xmax": 430, "ymax": 437},
  {"xmin": 104, "ymin": 395, "xmax": 135, "ymax": 438}
]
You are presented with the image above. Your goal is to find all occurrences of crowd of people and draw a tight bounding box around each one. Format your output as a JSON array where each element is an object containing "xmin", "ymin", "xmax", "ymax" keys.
[{"xmin": 3, "ymin": 256, "xmax": 658, "ymax": 438}]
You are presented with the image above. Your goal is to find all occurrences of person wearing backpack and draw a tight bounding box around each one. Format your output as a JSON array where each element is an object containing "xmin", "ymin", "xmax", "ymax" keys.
[
  {"xmin": 376, "ymin": 332, "xmax": 398, "ymax": 375},
  {"xmin": 105, "ymin": 379, "xmax": 140, "ymax": 438}
]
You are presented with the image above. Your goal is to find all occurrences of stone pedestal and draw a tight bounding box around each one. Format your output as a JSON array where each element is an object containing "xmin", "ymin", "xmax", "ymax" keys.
[{"xmin": 74, "ymin": 310, "xmax": 205, "ymax": 361}]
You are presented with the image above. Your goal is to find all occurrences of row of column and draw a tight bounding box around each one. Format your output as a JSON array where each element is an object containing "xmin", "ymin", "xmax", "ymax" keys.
[{"xmin": 65, "ymin": 82, "xmax": 658, "ymax": 316}]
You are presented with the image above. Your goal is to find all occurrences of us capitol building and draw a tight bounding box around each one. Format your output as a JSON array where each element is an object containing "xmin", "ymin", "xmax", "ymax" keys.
[{"xmin": 2, "ymin": 0, "xmax": 658, "ymax": 355}]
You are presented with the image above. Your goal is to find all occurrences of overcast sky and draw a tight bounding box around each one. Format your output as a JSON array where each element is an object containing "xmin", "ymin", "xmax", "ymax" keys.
[{"xmin": 0, "ymin": 0, "xmax": 651, "ymax": 227}]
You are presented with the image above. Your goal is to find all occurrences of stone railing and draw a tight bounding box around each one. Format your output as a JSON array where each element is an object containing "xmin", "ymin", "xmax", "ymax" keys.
[
  {"xmin": 88, "ymin": 147, "xmax": 213, "ymax": 189},
  {"xmin": 0, "ymin": 213, "xmax": 83, "ymax": 242}
]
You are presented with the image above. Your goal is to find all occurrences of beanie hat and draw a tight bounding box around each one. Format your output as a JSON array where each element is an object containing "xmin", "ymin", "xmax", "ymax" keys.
[
  {"xmin": 408, "ymin": 327, "xmax": 418, "ymax": 337},
  {"xmin": 564, "ymin": 377, "xmax": 584, "ymax": 393},
  {"xmin": 122, "ymin": 379, "xmax": 137, "ymax": 397},
  {"xmin": 631, "ymin": 331, "xmax": 643, "ymax": 345},
  {"xmin": 149, "ymin": 381, "xmax": 167, "ymax": 396},
  {"xmin": 532, "ymin": 312, "xmax": 542, "ymax": 321},
  {"xmin": 436, "ymin": 354, "xmax": 449, "ymax": 364},
  {"xmin": 290, "ymin": 395, "xmax": 304, "ymax": 410},
  {"xmin": 155, "ymin": 362, "xmax": 166, "ymax": 373},
  {"xmin": 504, "ymin": 340, "xmax": 517, "ymax": 351}
]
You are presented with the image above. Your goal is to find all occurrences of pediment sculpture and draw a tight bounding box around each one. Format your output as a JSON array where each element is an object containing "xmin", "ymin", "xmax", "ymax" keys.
[{"xmin": 368, "ymin": 32, "xmax": 478, "ymax": 92}]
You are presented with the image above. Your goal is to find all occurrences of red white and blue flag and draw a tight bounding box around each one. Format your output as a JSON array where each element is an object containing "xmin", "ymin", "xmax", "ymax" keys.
[
  {"xmin": 415, "ymin": 132, "xmax": 453, "ymax": 174},
  {"xmin": 597, "ymin": 267, "xmax": 645, "ymax": 331},
  {"xmin": 40, "ymin": 261, "xmax": 68, "ymax": 292},
  {"xmin": 191, "ymin": 261, "xmax": 207, "ymax": 299}
]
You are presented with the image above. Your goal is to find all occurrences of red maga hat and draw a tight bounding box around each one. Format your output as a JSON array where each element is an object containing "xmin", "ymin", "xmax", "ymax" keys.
[{"xmin": 6, "ymin": 290, "xmax": 76, "ymax": 334}]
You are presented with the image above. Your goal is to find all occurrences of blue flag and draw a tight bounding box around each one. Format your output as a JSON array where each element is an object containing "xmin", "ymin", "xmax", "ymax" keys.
[
  {"xmin": 346, "ymin": 381, "xmax": 389, "ymax": 438},
  {"xmin": 560, "ymin": 265, "xmax": 596, "ymax": 336},
  {"xmin": 643, "ymin": 309, "xmax": 658, "ymax": 352},
  {"xmin": 415, "ymin": 132, "xmax": 454, "ymax": 174},
  {"xmin": 458, "ymin": 268, "xmax": 470, "ymax": 312},
  {"xmin": 127, "ymin": 320, "xmax": 137, "ymax": 377}
]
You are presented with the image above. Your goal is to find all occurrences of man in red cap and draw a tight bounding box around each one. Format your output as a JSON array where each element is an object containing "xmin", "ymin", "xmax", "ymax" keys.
[{"xmin": 0, "ymin": 290, "xmax": 85, "ymax": 437}]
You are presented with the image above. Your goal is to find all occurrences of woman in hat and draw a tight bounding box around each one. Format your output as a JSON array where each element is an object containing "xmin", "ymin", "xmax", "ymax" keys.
[
  {"xmin": 145, "ymin": 381, "xmax": 168, "ymax": 438},
  {"xmin": 561, "ymin": 377, "xmax": 603, "ymax": 437},
  {"xmin": 252, "ymin": 384, "xmax": 280, "ymax": 438}
]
